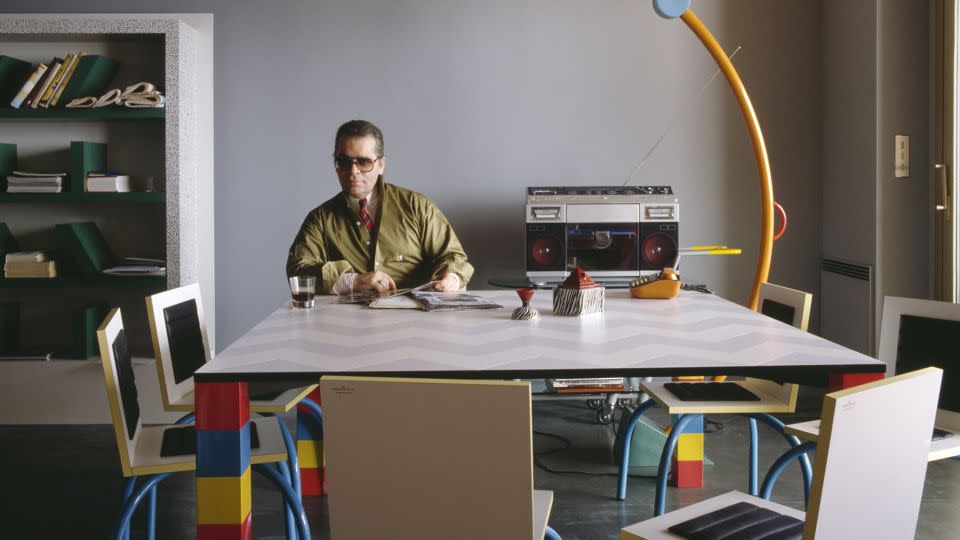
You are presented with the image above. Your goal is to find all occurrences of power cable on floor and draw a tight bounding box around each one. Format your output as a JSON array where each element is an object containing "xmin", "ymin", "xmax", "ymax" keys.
[{"xmin": 532, "ymin": 429, "xmax": 656, "ymax": 478}]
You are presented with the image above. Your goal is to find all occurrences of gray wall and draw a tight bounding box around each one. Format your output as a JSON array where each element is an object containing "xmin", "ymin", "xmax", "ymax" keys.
[
  {"xmin": 877, "ymin": 0, "xmax": 932, "ymax": 304},
  {"xmin": 4, "ymin": 1, "xmax": 825, "ymax": 350},
  {"xmin": 820, "ymin": 0, "xmax": 933, "ymax": 351}
]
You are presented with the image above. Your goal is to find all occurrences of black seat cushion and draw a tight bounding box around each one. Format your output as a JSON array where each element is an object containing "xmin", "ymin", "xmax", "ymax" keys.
[
  {"xmin": 160, "ymin": 422, "xmax": 261, "ymax": 457},
  {"xmin": 668, "ymin": 502, "xmax": 804, "ymax": 540},
  {"xmin": 664, "ymin": 382, "xmax": 761, "ymax": 401}
]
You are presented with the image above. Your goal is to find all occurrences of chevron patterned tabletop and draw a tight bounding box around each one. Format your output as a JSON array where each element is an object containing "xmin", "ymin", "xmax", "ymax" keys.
[{"xmin": 196, "ymin": 290, "xmax": 883, "ymax": 382}]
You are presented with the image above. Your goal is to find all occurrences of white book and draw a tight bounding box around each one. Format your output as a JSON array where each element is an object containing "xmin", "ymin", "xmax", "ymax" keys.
[
  {"xmin": 4, "ymin": 251, "xmax": 46, "ymax": 263},
  {"xmin": 9, "ymin": 63, "xmax": 47, "ymax": 108},
  {"xmin": 26, "ymin": 62, "xmax": 57, "ymax": 108},
  {"xmin": 86, "ymin": 175, "xmax": 131, "ymax": 192},
  {"xmin": 6, "ymin": 185, "xmax": 62, "ymax": 193}
]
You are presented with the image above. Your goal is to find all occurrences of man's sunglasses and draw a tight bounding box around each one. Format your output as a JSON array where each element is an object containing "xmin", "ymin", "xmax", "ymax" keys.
[{"xmin": 334, "ymin": 155, "xmax": 381, "ymax": 173}]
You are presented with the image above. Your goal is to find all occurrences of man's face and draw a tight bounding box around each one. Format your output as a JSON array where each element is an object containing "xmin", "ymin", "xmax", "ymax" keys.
[{"xmin": 334, "ymin": 135, "xmax": 385, "ymax": 199}]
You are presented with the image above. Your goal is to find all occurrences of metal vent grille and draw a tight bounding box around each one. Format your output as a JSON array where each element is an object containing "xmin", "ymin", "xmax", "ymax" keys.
[{"xmin": 822, "ymin": 258, "xmax": 871, "ymax": 281}]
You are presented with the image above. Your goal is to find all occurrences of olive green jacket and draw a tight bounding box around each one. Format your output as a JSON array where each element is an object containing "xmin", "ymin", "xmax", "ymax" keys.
[{"xmin": 286, "ymin": 179, "xmax": 474, "ymax": 293}]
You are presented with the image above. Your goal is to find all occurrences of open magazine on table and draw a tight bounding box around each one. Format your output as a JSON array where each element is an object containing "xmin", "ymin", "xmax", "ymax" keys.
[
  {"xmin": 363, "ymin": 282, "xmax": 503, "ymax": 311},
  {"xmin": 334, "ymin": 282, "xmax": 436, "ymax": 305},
  {"xmin": 406, "ymin": 291, "xmax": 503, "ymax": 312}
]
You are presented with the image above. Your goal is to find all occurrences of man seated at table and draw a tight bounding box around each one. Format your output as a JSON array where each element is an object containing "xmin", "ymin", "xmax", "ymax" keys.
[{"xmin": 286, "ymin": 119, "xmax": 474, "ymax": 294}]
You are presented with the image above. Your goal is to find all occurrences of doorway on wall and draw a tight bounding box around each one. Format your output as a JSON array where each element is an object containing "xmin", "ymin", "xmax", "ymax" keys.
[{"xmin": 935, "ymin": 0, "xmax": 959, "ymax": 302}]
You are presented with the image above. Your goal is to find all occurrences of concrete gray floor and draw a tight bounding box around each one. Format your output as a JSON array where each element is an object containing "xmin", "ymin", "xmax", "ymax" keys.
[{"xmin": 2, "ymin": 395, "xmax": 959, "ymax": 538}]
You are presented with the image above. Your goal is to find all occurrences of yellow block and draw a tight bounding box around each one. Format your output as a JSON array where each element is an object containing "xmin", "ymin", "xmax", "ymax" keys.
[
  {"xmin": 675, "ymin": 376, "xmax": 704, "ymax": 381},
  {"xmin": 197, "ymin": 468, "xmax": 251, "ymax": 525},
  {"xmin": 297, "ymin": 439, "xmax": 325, "ymax": 468},
  {"xmin": 677, "ymin": 433, "xmax": 704, "ymax": 461}
]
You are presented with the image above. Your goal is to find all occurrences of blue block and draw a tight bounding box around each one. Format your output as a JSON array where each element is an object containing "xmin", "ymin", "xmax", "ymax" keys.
[
  {"xmin": 196, "ymin": 423, "xmax": 251, "ymax": 477},
  {"xmin": 297, "ymin": 410, "xmax": 324, "ymax": 440},
  {"xmin": 670, "ymin": 413, "xmax": 704, "ymax": 434}
]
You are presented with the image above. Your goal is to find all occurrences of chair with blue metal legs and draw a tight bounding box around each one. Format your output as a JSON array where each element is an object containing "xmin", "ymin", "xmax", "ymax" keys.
[
  {"xmin": 98, "ymin": 308, "xmax": 311, "ymax": 540},
  {"xmin": 762, "ymin": 295, "xmax": 960, "ymax": 500},
  {"xmin": 616, "ymin": 283, "xmax": 814, "ymax": 514},
  {"xmin": 621, "ymin": 367, "xmax": 943, "ymax": 539},
  {"xmin": 319, "ymin": 376, "xmax": 563, "ymax": 539},
  {"xmin": 145, "ymin": 283, "xmax": 324, "ymax": 503},
  {"xmin": 617, "ymin": 379, "xmax": 811, "ymax": 515}
]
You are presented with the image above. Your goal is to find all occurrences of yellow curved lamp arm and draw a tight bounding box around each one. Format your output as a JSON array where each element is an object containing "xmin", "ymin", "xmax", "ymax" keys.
[{"xmin": 655, "ymin": 1, "xmax": 774, "ymax": 311}]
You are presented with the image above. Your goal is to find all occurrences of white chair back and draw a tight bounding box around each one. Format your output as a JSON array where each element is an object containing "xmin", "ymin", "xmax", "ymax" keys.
[
  {"xmin": 97, "ymin": 308, "xmax": 141, "ymax": 477},
  {"xmin": 758, "ymin": 282, "xmax": 813, "ymax": 331},
  {"xmin": 804, "ymin": 367, "xmax": 941, "ymax": 538},
  {"xmin": 145, "ymin": 283, "xmax": 211, "ymax": 409},
  {"xmin": 319, "ymin": 377, "xmax": 537, "ymax": 540}
]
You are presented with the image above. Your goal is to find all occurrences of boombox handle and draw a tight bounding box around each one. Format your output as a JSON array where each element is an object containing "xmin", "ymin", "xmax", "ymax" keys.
[{"xmin": 654, "ymin": 0, "xmax": 775, "ymax": 311}]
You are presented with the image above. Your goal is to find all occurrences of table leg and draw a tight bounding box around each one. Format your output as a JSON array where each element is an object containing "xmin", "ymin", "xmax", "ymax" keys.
[
  {"xmin": 298, "ymin": 387, "xmax": 326, "ymax": 496},
  {"xmin": 196, "ymin": 381, "xmax": 252, "ymax": 540},
  {"xmin": 670, "ymin": 413, "xmax": 704, "ymax": 488},
  {"xmin": 828, "ymin": 372, "xmax": 884, "ymax": 392}
]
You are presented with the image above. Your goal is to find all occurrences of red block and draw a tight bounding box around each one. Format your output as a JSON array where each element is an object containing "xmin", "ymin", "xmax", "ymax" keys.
[
  {"xmin": 669, "ymin": 459, "xmax": 703, "ymax": 488},
  {"xmin": 196, "ymin": 382, "xmax": 250, "ymax": 431},
  {"xmin": 828, "ymin": 372, "xmax": 884, "ymax": 392},
  {"xmin": 301, "ymin": 466, "xmax": 327, "ymax": 496},
  {"xmin": 198, "ymin": 514, "xmax": 252, "ymax": 540}
]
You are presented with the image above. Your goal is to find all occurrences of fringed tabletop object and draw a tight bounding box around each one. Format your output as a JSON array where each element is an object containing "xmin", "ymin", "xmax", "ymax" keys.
[
  {"xmin": 553, "ymin": 267, "xmax": 605, "ymax": 316},
  {"xmin": 511, "ymin": 288, "xmax": 540, "ymax": 320}
]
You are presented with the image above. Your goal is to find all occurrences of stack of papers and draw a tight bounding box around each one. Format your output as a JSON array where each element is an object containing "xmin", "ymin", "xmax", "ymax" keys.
[
  {"xmin": 6, "ymin": 171, "xmax": 65, "ymax": 193},
  {"xmin": 546, "ymin": 378, "xmax": 626, "ymax": 391},
  {"xmin": 4, "ymin": 251, "xmax": 57, "ymax": 278},
  {"xmin": 102, "ymin": 256, "xmax": 166, "ymax": 277},
  {"xmin": 102, "ymin": 265, "xmax": 165, "ymax": 277}
]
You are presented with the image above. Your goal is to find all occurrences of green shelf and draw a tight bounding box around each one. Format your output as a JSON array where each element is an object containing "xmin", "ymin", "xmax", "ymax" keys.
[
  {"xmin": 0, "ymin": 192, "xmax": 165, "ymax": 203},
  {"xmin": 0, "ymin": 275, "xmax": 166, "ymax": 289},
  {"xmin": 0, "ymin": 107, "xmax": 164, "ymax": 120}
]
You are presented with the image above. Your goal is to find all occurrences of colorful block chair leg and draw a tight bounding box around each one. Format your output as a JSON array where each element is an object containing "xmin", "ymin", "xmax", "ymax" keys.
[
  {"xmin": 297, "ymin": 388, "xmax": 326, "ymax": 496},
  {"xmin": 196, "ymin": 382, "xmax": 253, "ymax": 540}
]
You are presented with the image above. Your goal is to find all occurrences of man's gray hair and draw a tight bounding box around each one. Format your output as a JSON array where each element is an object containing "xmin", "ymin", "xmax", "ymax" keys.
[{"xmin": 334, "ymin": 120, "xmax": 384, "ymax": 157}]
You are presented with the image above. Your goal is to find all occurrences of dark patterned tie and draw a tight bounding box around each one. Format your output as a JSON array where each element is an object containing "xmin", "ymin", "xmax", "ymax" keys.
[{"xmin": 358, "ymin": 198, "xmax": 373, "ymax": 232}]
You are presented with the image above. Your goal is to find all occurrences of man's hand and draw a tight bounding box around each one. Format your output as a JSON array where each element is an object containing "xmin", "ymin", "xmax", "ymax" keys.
[
  {"xmin": 433, "ymin": 273, "xmax": 460, "ymax": 292},
  {"xmin": 354, "ymin": 271, "xmax": 397, "ymax": 293}
]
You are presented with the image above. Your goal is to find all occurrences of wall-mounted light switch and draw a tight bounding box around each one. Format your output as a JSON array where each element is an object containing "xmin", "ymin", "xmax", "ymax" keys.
[{"xmin": 895, "ymin": 135, "xmax": 909, "ymax": 178}]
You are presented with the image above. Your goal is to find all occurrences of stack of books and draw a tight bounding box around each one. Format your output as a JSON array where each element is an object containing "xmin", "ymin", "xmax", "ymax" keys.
[
  {"xmin": 4, "ymin": 251, "xmax": 57, "ymax": 278},
  {"xmin": 6, "ymin": 171, "xmax": 65, "ymax": 193},
  {"xmin": 4, "ymin": 53, "xmax": 118, "ymax": 109},
  {"xmin": 546, "ymin": 377, "xmax": 626, "ymax": 393},
  {"xmin": 86, "ymin": 172, "xmax": 131, "ymax": 192}
]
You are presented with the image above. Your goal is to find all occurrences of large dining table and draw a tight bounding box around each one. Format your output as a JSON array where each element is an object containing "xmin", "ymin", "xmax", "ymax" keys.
[{"xmin": 192, "ymin": 289, "xmax": 884, "ymax": 539}]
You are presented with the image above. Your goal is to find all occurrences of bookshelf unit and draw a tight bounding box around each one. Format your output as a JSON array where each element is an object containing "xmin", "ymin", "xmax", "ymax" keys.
[{"xmin": 0, "ymin": 15, "xmax": 213, "ymax": 423}]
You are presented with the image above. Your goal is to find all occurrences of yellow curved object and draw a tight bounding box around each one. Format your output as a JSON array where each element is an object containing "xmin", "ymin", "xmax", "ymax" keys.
[{"xmin": 679, "ymin": 9, "xmax": 774, "ymax": 311}]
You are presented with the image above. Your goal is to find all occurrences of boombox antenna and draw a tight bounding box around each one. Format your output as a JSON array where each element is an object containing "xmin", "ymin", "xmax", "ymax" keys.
[{"xmin": 622, "ymin": 45, "xmax": 742, "ymax": 187}]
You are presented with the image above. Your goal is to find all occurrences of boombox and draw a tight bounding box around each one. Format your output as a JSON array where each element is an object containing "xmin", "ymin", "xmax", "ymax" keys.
[{"xmin": 525, "ymin": 186, "xmax": 679, "ymax": 284}]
